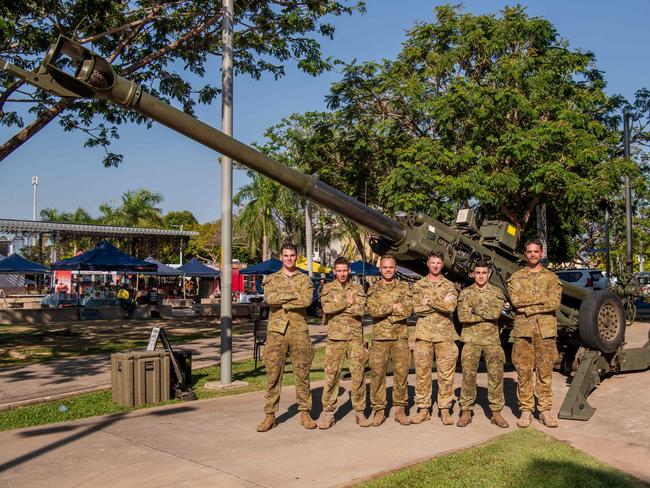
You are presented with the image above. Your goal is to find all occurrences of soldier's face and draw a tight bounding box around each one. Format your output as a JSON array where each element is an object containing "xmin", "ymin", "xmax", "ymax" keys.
[
  {"xmin": 427, "ymin": 257, "xmax": 444, "ymax": 276},
  {"xmin": 380, "ymin": 258, "xmax": 396, "ymax": 281},
  {"xmin": 473, "ymin": 266, "xmax": 490, "ymax": 287},
  {"xmin": 334, "ymin": 264, "xmax": 350, "ymax": 284},
  {"xmin": 281, "ymin": 248, "xmax": 298, "ymax": 270},
  {"xmin": 525, "ymin": 244, "xmax": 543, "ymax": 267}
]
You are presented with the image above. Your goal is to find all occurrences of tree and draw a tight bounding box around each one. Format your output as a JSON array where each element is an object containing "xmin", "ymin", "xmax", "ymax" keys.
[
  {"xmin": 99, "ymin": 188, "xmax": 163, "ymax": 227},
  {"xmin": 0, "ymin": 0, "xmax": 365, "ymax": 166},
  {"xmin": 163, "ymin": 210, "xmax": 198, "ymax": 229},
  {"xmin": 260, "ymin": 5, "xmax": 645, "ymax": 263}
]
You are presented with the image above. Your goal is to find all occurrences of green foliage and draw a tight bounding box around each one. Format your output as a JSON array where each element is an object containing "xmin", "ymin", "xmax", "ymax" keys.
[
  {"xmin": 0, "ymin": 0, "xmax": 365, "ymax": 165},
  {"xmin": 358, "ymin": 429, "xmax": 648, "ymax": 488},
  {"xmin": 258, "ymin": 4, "xmax": 647, "ymax": 263}
]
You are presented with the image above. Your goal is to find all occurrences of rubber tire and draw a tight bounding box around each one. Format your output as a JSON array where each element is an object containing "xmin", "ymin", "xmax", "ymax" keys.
[{"xmin": 578, "ymin": 290, "xmax": 625, "ymax": 353}]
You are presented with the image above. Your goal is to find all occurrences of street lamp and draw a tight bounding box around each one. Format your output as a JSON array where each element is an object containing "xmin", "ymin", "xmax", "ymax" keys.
[{"xmin": 31, "ymin": 176, "xmax": 38, "ymax": 221}]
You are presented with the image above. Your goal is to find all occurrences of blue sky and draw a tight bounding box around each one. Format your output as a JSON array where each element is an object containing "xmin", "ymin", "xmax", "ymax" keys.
[{"xmin": 1, "ymin": 0, "xmax": 648, "ymax": 223}]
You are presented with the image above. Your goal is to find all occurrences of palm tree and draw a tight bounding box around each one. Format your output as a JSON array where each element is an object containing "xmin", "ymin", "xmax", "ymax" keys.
[
  {"xmin": 100, "ymin": 189, "xmax": 164, "ymax": 227},
  {"xmin": 234, "ymin": 174, "xmax": 285, "ymax": 260}
]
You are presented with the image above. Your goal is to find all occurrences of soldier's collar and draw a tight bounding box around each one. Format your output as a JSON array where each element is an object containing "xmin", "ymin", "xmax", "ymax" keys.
[{"xmin": 281, "ymin": 268, "xmax": 301, "ymax": 277}]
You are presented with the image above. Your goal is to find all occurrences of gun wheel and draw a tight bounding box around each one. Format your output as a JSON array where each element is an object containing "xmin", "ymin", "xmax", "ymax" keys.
[{"xmin": 578, "ymin": 290, "xmax": 625, "ymax": 354}]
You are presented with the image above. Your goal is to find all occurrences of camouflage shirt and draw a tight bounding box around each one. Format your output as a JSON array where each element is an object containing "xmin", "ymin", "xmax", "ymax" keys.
[
  {"xmin": 412, "ymin": 275, "xmax": 458, "ymax": 342},
  {"xmin": 457, "ymin": 283, "xmax": 505, "ymax": 345},
  {"xmin": 507, "ymin": 266, "xmax": 562, "ymax": 339},
  {"xmin": 263, "ymin": 270, "xmax": 314, "ymax": 334},
  {"xmin": 320, "ymin": 280, "xmax": 366, "ymax": 340},
  {"xmin": 367, "ymin": 279, "xmax": 412, "ymax": 340}
]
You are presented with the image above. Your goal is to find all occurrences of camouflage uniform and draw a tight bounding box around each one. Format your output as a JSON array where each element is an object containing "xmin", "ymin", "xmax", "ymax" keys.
[
  {"xmin": 262, "ymin": 270, "xmax": 314, "ymax": 414},
  {"xmin": 507, "ymin": 267, "xmax": 562, "ymax": 413},
  {"xmin": 320, "ymin": 280, "xmax": 367, "ymax": 412},
  {"xmin": 412, "ymin": 276, "xmax": 459, "ymax": 410},
  {"xmin": 367, "ymin": 279, "xmax": 413, "ymax": 411},
  {"xmin": 457, "ymin": 283, "xmax": 506, "ymax": 412}
]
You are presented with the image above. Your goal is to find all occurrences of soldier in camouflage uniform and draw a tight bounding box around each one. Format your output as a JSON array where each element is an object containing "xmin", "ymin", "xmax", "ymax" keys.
[
  {"xmin": 257, "ymin": 243, "xmax": 316, "ymax": 432},
  {"xmin": 456, "ymin": 260, "xmax": 509, "ymax": 428},
  {"xmin": 317, "ymin": 256, "xmax": 369, "ymax": 429},
  {"xmin": 410, "ymin": 250, "xmax": 459, "ymax": 426},
  {"xmin": 367, "ymin": 255, "xmax": 413, "ymax": 427},
  {"xmin": 507, "ymin": 239, "xmax": 563, "ymax": 428}
]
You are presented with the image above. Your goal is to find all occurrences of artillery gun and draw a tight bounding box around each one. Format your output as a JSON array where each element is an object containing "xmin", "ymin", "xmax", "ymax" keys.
[{"xmin": 3, "ymin": 37, "xmax": 649, "ymax": 420}]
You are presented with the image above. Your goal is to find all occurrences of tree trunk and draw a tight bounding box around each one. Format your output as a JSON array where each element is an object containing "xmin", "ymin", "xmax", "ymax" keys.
[{"xmin": 0, "ymin": 99, "xmax": 72, "ymax": 161}]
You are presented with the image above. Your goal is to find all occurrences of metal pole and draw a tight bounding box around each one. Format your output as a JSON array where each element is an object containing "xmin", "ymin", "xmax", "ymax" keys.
[
  {"xmin": 220, "ymin": 0, "xmax": 234, "ymax": 385},
  {"xmin": 306, "ymin": 202, "xmax": 313, "ymax": 277},
  {"xmin": 604, "ymin": 207, "xmax": 611, "ymax": 278},
  {"xmin": 623, "ymin": 111, "xmax": 634, "ymax": 274},
  {"xmin": 31, "ymin": 176, "xmax": 38, "ymax": 221}
]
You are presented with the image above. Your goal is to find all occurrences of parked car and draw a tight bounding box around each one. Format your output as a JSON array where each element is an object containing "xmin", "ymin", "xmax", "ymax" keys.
[
  {"xmin": 554, "ymin": 269, "xmax": 610, "ymax": 291},
  {"xmin": 635, "ymin": 272, "xmax": 650, "ymax": 297}
]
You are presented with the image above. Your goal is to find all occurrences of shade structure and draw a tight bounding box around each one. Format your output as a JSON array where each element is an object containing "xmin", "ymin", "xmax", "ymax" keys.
[
  {"xmin": 0, "ymin": 254, "xmax": 50, "ymax": 274},
  {"xmin": 296, "ymin": 255, "xmax": 331, "ymax": 274},
  {"xmin": 177, "ymin": 258, "xmax": 220, "ymax": 277},
  {"xmin": 142, "ymin": 257, "xmax": 182, "ymax": 276},
  {"xmin": 52, "ymin": 240, "xmax": 157, "ymax": 272},
  {"xmin": 239, "ymin": 258, "xmax": 282, "ymax": 275},
  {"xmin": 349, "ymin": 260, "xmax": 381, "ymax": 276}
]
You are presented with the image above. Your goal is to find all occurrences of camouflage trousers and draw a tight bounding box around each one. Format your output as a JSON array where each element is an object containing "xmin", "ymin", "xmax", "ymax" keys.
[
  {"xmin": 322, "ymin": 338, "xmax": 367, "ymax": 412},
  {"xmin": 414, "ymin": 340, "xmax": 459, "ymax": 410},
  {"xmin": 459, "ymin": 343, "xmax": 505, "ymax": 412},
  {"xmin": 369, "ymin": 338, "xmax": 409, "ymax": 410},
  {"xmin": 263, "ymin": 328, "xmax": 314, "ymax": 414},
  {"xmin": 512, "ymin": 327, "xmax": 558, "ymax": 413}
]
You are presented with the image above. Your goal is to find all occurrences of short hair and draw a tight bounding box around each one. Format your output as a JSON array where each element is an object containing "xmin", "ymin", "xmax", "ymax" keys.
[
  {"xmin": 428, "ymin": 250, "xmax": 444, "ymax": 261},
  {"xmin": 380, "ymin": 254, "xmax": 396, "ymax": 264},
  {"xmin": 333, "ymin": 256, "xmax": 349, "ymax": 267},
  {"xmin": 523, "ymin": 238, "xmax": 543, "ymax": 251},
  {"xmin": 473, "ymin": 259, "xmax": 490, "ymax": 270},
  {"xmin": 280, "ymin": 242, "xmax": 297, "ymax": 253}
]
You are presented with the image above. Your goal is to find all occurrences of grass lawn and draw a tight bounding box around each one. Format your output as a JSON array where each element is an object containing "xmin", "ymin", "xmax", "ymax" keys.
[
  {"xmin": 357, "ymin": 428, "xmax": 649, "ymax": 488},
  {"xmin": 0, "ymin": 318, "xmax": 249, "ymax": 366},
  {"xmin": 0, "ymin": 345, "xmax": 327, "ymax": 432}
]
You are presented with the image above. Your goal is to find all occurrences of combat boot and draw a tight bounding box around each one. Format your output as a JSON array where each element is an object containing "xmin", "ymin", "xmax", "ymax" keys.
[
  {"xmin": 539, "ymin": 411, "xmax": 558, "ymax": 428},
  {"xmin": 370, "ymin": 410, "xmax": 386, "ymax": 427},
  {"xmin": 439, "ymin": 408, "xmax": 454, "ymax": 425},
  {"xmin": 318, "ymin": 411, "xmax": 335, "ymax": 430},
  {"xmin": 516, "ymin": 410, "xmax": 532, "ymax": 428},
  {"xmin": 490, "ymin": 411, "xmax": 509, "ymax": 429},
  {"xmin": 410, "ymin": 408, "xmax": 431, "ymax": 424},
  {"xmin": 456, "ymin": 410, "xmax": 472, "ymax": 427},
  {"xmin": 299, "ymin": 411, "xmax": 317, "ymax": 430},
  {"xmin": 256, "ymin": 414, "xmax": 277, "ymax": 432},
  {"xmin": 355, "ymin": 412, "xmax": 371, "ymax": 428},
  {"xmin": 393, "ymin": 407, "xmax": 411, "ymax": 426}
]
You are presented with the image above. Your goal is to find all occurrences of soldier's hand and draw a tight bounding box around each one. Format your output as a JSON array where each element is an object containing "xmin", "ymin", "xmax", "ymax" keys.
[{"xmin": 443, "ymin": 292, "xmax": 456, "ymax": 303}]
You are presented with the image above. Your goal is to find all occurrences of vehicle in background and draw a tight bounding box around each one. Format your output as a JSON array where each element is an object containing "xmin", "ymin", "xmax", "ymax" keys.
[
  {"xmin": 554, "ymin": 269, "xmax": 610, "ymax": 291},
  {"xmin": 635, "ymin": 272, "xmax": 650, "ymax": 297}
]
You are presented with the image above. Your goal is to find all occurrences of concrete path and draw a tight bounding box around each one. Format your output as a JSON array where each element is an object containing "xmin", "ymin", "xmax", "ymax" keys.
[
  {"xmin": 0, "ymin": 323, "xmax": 329, "ymax": 411},
  {"xmin": 0, "ymin": 322, "xmax": 648, "ymax": 487}
]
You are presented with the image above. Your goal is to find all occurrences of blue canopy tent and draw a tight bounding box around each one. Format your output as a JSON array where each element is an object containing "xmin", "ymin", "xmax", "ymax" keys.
[
  {"xmin": 349, "ymin": 260, "xmax": 381, "ymax": 277},
  {"xmin": 0, "ymin": 254, "xmax": 50, "ymax": 274},
  {"xmin": 177, "ymin": 258, "xmax": 220, "ymax": 277},
  {"xmin": 52, "ymin": 241, "xmax": 157, "ymax": 272},
  {"xmin": 239, "ymin": 259, "xmax": 282, "ymax": 275},
  {"xmin": 143, "ymin": 257, "xmax": 181, "ymax": 276}
]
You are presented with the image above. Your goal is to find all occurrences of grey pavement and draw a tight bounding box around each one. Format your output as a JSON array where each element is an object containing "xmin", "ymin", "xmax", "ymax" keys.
[{"xmin": 0, "ymin": 322, "xmax": 648, "ymax": 487}]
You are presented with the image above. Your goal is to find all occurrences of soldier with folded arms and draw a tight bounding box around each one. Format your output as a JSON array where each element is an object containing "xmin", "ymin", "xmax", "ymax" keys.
[
  {"xmin": 456, "ymin": 260, "xmax": 509, "ymax": 428},
  {"xmin": 318, "ymin": 256, "xmax": 369, "ymax": 429},
  {"xmin": 257, "ymin": 242, "xmax": 316, "ymax": 432}
]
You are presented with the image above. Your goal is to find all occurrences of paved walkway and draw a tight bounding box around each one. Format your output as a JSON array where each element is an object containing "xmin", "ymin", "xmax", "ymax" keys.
[
  {"xmin": 0, "ymin": 322, "xmax": 648, "ymax": 487},
  {"xmin": 0, "ymin": 323, "xmax": 329, "ymax": 411}
]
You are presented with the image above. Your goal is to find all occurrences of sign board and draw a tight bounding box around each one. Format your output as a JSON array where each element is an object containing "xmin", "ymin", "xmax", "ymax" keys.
[{"xmin": 146, "ymin": 327, "xmax": 160, "ymax": 351}]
